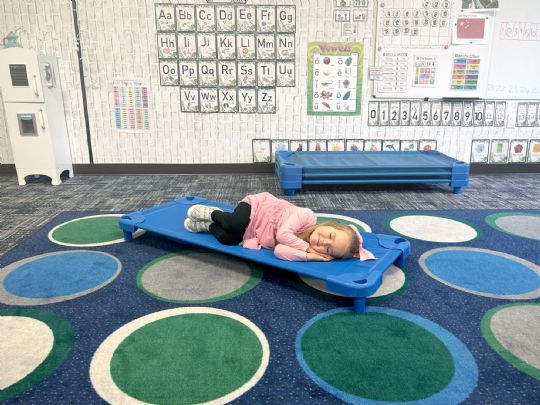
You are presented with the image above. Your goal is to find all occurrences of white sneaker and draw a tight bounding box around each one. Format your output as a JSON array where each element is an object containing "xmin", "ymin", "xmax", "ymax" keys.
[
  {"xmin": 187, "ymin": 204, "xmax": 222, "ymax": 222},
  {"xmin": 184, "ymin": 218, "xmax": 211, "ymax": 233}
]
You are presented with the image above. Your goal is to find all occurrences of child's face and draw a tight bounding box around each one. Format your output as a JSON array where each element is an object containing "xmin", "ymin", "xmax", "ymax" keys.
[{"xmin": 309, "ymin": 225, "xmax": 351, "ymax": 258}]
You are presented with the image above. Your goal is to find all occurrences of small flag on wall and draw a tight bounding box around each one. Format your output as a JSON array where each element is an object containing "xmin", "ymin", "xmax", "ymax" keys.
[{"xmin": 453, "ymin": 14, "xmax": 489, "ymax": 44}]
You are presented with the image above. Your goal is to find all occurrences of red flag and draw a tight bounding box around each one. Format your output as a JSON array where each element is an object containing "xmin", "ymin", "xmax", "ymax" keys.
[{"xmin": 456, "ymin": 18, "xmax": 485, "ymax": 39}]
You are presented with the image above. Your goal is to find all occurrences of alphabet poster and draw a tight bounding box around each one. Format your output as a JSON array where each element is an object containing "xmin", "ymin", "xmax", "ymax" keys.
[
  {"xmin": 155, "ymin": 3, "xmax": 296, "ymax": 113},
  {"xmin": 307, "ymin": 42, "xmax": 363, "ymax": 116}
]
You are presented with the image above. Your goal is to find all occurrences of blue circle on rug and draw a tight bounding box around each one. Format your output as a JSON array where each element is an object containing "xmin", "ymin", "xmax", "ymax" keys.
[
  {"xmin": 421, "ymin": 249, "xmax": 540, "ymax": 296},
  {"xmin": 1, "ymin": 251, "xmax": 121, "ymax": 305},
  {"xmin": 296, "ymin": 307, "xmax": 478, "ymax": 405}
]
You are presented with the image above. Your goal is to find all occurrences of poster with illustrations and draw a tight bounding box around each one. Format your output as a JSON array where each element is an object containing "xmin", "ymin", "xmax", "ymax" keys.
[
  {"xmin": 489, "ymin": 139, "xmax": 509, "ymax": 163},
  {"xmin": 509, "ymin": 140, "xmax": 528, "ymax": 163},
  {"xmin": 419, "ymin": 140, "xmax": 437, "ymax": 151},
  {"xmin": 252, "ymin": 139, "xmax": 271, "ymax": 163},
  {"xmin": 328, "ymin": 139, "xmax": 346, "ymax": 151},
  {"xmin": 413, "ymin": 56, "xmax": 437, "ymax": 88},
  {"xmin": 471, "ymin": 139, "xmax": 490, "ymax": 163},
  {"xmin": 308, "ymin": 140, "xmax": 328, "ymax": 151},
  {"xmin": 307, "ymin": 42, "xmax": 363, "ymax": 115},
  {"xmin": 365, "ymin": 140, "xmax": 382, "ymax": 151},
  {"xmin": 290, "ymin": 140, "xmax": 308, "ymax": 152},
  {"xmin": 346, "ymin": 139, "xmax": 364, "ymax": 151},
  {"xmin": 271, "ymin": 139, "xmax": 289, "ymax": 161},
  {"xmin": 400, "ymin": 140, "xmax": 418, "ymax": 151},
  {"xmin": 528, "ymin": 140, "xmax": 540, "ymax": 163}
]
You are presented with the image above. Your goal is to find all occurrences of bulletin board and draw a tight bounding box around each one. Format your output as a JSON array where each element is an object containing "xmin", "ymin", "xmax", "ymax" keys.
[
  {"xmin": 485, "ymin": 0, "xmax": 540, "ymax": 99},
  {"xmin": 372, "ymin": 0, "xmax": 494, "ymax": 99}
]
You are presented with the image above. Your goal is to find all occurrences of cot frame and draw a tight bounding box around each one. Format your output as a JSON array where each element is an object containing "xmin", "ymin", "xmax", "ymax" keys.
[
  {"xmin": 275, "ymin": 150, "xmax": 469, "ymax": 195},
  {"xmin": 119, "ymin": 196, "xmax": 410, "ymax": 313}
]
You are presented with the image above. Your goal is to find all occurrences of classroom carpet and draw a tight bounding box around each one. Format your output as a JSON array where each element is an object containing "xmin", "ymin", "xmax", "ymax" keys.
[{"xmin": 0, "ymin": 209, "xmax": 539, "ymax": 404}]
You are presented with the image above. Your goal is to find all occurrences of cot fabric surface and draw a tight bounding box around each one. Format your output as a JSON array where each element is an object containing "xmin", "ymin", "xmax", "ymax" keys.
[
  {"xmin": 275, "ymin": 150, "xmax": 470, "ymax": 195},
  {"xmin": 119, "ymin": 196, "xmax": 410, "ymax": 313}
]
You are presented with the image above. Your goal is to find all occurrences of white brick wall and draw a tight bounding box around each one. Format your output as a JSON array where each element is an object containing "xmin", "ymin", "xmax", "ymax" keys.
[{"xmin": 0, "ymin": 0, "xmax": 538, "ymax": 165}]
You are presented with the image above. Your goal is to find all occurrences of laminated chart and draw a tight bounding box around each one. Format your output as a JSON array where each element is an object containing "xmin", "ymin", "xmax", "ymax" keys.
[
  {"xmin": 307, "ymin": 42, "xmax": 363, "ymax": 116},
  {"xmin": 113, "ymin": 80, "xmax": 150, "ymax": 130},
  {"xmin": 155, "ymin": 3, "xmax": 296, "ymax": 113}
]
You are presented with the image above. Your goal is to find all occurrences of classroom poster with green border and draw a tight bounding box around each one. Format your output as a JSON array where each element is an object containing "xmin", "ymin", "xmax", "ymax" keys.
[{"xmin": 307, "ymin": 42, "xmax": 363, "ymax": 116}]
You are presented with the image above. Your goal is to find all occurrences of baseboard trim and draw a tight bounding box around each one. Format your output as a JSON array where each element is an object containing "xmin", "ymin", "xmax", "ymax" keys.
[{"xmin": 1, "ymin": 163, "xmax": 539, "ymax": 176}]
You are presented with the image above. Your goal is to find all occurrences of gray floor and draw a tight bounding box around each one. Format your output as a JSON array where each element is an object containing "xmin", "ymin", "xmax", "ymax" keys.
[{"xmin": 1, "ymin": 172, "xmax": 539, "ymax": 256}]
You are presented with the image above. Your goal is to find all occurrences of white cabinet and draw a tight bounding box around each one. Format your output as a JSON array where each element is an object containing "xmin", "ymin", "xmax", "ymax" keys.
[{"xmin": 0, "ymin": 48, "xmax": 73, "ymax": 185}]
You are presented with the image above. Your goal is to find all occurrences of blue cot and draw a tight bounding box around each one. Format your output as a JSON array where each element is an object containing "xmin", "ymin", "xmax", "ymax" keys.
[
  {"xmin": 276, "ymin": 150, "xmax": 469, "ymax": 195},
  {"xmin": 119, "ymin": 196, "xmax": 410, "ymax": 313}
]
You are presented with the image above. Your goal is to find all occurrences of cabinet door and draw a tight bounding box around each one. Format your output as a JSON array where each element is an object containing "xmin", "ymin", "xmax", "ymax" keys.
[
  {"xmin": 4, "ymin": 103, "xmax": 54, "ymax": 169},
  {"xmin": 0, "ymin": 48, "xmax": 44, "ymax": 103}
]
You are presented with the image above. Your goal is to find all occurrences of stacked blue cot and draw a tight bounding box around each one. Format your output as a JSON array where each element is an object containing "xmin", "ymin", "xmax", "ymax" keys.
[{"xmin": 275, "ymin": 150, "xmax": 470, "ymax": 195}]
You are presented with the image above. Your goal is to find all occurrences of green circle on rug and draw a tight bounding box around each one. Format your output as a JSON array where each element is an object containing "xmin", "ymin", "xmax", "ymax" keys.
[
  {"xmin": 485, "ymin": 213, "xmax": 540, "ymax": 241},
  {"xmin": 49, "ymin": 215, "xmax": 125, "ymax": 245},
  {"xmin": 137, "ymin": 251, "xmax": 262, "ymax": 303},
  {"xmin": 110, "ymin": 313, "xmax": 264, "ymax": 404},
  {"xmin": 300, "ymin": 312, "xmax": 454, "ymax": 401},
  {"xmin": 0, "ymin": 309, "xmax": 74, "ymax": 400}
]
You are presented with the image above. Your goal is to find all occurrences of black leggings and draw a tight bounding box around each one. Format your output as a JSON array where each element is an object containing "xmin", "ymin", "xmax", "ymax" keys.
[{"xmin": 209, "ymin": 202, "xmax": 251, "ymax": 245}]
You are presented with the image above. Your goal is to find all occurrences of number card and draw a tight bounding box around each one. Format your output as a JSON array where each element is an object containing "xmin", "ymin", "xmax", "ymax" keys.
[
  {"xmin": 527, "ymin": 103, "xmax": 538, "ymax": 127},
  {"xmin": 410, "ymin": 101, "xmax": 421, "ymax": 126},
  {"xmin": 400, "ymin": 101, "xmax": 410, "ymax": 126},
  {"xmin": 389, "ymin": 101, "xmax": 401, "ymax": 126},
  {"xmin": 368, "ymin": 102, "xmax": 379, "ymax": 126},
  {"xmin": 441, "ymin": 102, "xmax": 452, "ymax": 126},
  {"xmin": 431, "ymin": 101, "xmax": 442, "ymax": 126},
  {"xmin": 516, "ymin": 103, "xmax": 527, "ymax": 127},
  {"xmin": 463, "ymin": 102, "xmax": 473, "ymax": 127},
  {"xmin": 420, "ymin": 101, "xmax": 431, "ymax": 126},
  {"xmin": 495, "ymin": 102, "xmax": 506, "ymax": 127},
  {"xmin": 484, "ymin": 102, "xmax": 495, "ymax": 126},
  {"xmin": 379, "ymin": 102, "xmax": 389, "ymax": 125},
  {"xmin": 473, "ymin": 101, "xmax": 485, "ymax": 127},
  {"xmin": 452, "ymin": 102, "xmax": 463, "ymax": 126}
]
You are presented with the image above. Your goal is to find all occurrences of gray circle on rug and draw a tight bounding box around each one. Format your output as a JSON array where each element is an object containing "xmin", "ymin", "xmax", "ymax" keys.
[
  {"xmin": 495, "ymin": 216, "xmax": 540, "ymax": 240},
  {"xmin": 140, "ymin": 252, "xmax": 254, "ymax": 301},
  {"xmin": 490, "ymin": 305, "xmax": 540, "ymax": 369}
]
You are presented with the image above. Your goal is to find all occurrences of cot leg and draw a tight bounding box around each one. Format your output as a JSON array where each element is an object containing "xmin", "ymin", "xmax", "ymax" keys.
[
  {"xmin": 353, "ymin": 297, "xmax": 366, "ymax": 314},
  {"xmin": 123, "ymin": 230, "xmax": 133, "ymax": 241},
  {"xmin": 283, "ymin": 188, "xmax": 296, "ymax": 196},
  {"xmin": 452, "ymin": 186, "xmax": 462, "ymax": 194}
]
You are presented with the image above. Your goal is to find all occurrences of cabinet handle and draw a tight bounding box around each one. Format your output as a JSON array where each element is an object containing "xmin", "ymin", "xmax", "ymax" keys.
[
  {"xmin": 38, "ymin": 109, "xmax": 46, "ymax": 130},
  {"xmin": 32, "ymin": 75, "xmax": 40, "ymax": 97}
]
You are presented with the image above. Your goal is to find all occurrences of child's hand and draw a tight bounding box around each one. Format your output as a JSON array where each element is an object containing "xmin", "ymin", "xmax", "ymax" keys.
[{"xmin": 307, "ymin": 247, "xmax": 334, "ymax": 261}]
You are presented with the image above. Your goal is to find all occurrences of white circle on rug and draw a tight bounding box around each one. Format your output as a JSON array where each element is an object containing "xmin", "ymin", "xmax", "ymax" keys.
[
  {"xmin": 388, "ymin": 215, "xmax": 477, "ymax": 243},
  {"xmin": 89, "ymin": 307, "xmax": 269, "ymax": 405},
  {"xmin": 316, "ymin": 213, "xmax": 372, "ymax": 233},
  {"xmin": 48, "ymin": 214, "xmax": 145, "ymax": 247},
  {"xmin": 0, "ymin": 316, "xmax": 54, "ymax": 390},
  {"xmin": 299, "ymin": 265, "xmax": 406, "ymax": 298},
  {"xmin": 488, "ymin": 304, "xmax": 540, "ymax": 370}
]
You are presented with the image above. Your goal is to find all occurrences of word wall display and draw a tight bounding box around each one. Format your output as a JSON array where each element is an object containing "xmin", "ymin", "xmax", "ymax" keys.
[
  {"xmin": 252, "ymin": 138, "xmax": 438, "ymax": 162},
  {"xmin": 155, "ymin": 3, "xmax": 296, "ymax": 113},
  {"xmin": 368, "ymin": 100, "xmax": 507, "ymax": 127},
  {"xmin": 471, "ymin": 139, "xmax": 540, "ymax": 164}
]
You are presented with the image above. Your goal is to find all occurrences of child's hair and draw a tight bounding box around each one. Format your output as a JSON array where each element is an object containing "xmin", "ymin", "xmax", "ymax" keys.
[{"xmin": 306, "ymin": 221, "xmax": 359, "ymax": 259}]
